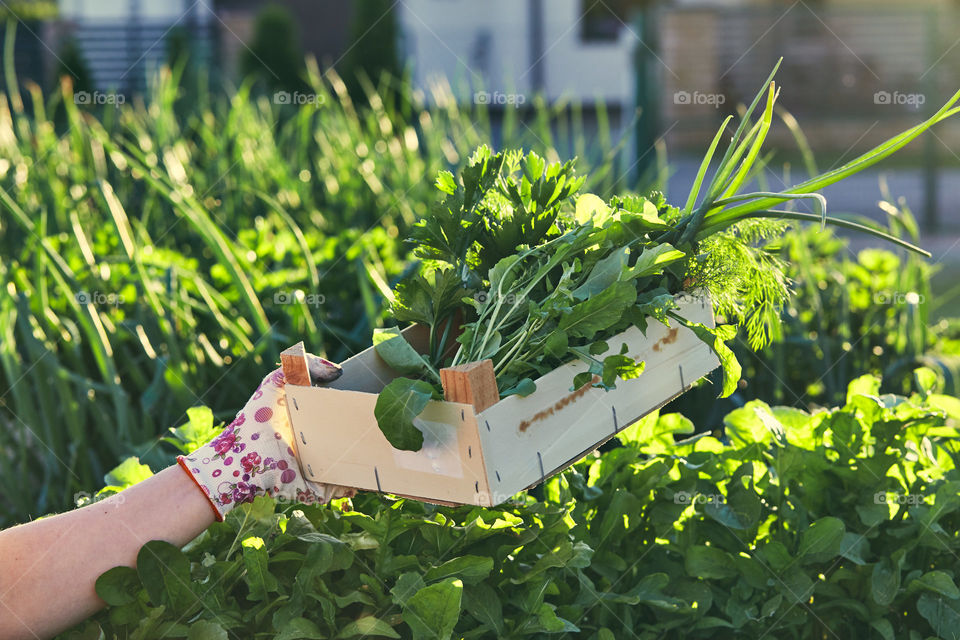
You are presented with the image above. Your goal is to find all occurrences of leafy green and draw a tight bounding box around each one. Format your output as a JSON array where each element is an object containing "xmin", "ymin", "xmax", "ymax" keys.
[
  {"xmin": 64, "ymin": 373, "xmax": 960, "ymax": 639},
  {"xmin": 403, "ymin": 579, "xmax": 463, "ymax": 640},
  {"xmin": 374, "ymin": 378, "xmax": 435, "ymax": 451},
  {"xmin": 372, "ymin": 64, "xmax": 957, "ymax": 449},
  {"xmin": 373, "ymin": 328, "xmax": 438, "ymax": 380}
]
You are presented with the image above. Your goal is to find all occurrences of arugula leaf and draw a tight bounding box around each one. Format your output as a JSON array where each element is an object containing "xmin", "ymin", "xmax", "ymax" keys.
[
  {"xmin": 601, "ymin": 354, "xmax": 645, "ymax": 388},
  {"xmin": 373, "ymin": 328, "xmax": 436, "ymax": 380},
  {"xmin": 625, "ymin": 244, "xmax": 685, "ymax": 280},
  {"xmin": 559, "ymin": 281, "xmax": 637, "ymax": 340},
  {"xmin": 501, "ymin": 377, "xmax": 537, "ymax": 397},
  {"xmin": 572, "ymin": 247, "xmax": 629, "ymax": 300},
  {"xmin": 242, "ymin": 536, "xmax": 279, "ymax": 601},
  {"xmin": 374, "ymin": 378, "xmax": 435, "ymax": 451},
  {"xmin": 403, "ymin": 579, "xmax": 463, "ymax": 640},
  {"xmin": 677, "ymin": 319, "xmax": 741, "ymax": 397}
]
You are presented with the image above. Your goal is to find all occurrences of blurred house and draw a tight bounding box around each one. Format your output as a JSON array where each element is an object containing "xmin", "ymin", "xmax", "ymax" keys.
[
  {"xmin": 658, "ymin": 0, "xmax": 960, "ymax": 153},
  {"xmin": 397, "ymin": 0, "xmax": 636, "ymax": 106},
  {"xmin": 56, "ymin": 0, "xmax": 214, "ymax": 94}
]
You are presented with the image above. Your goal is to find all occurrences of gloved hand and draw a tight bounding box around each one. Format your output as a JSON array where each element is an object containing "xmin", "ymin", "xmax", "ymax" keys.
[{"xmin": 178, "ymin": 356, "xmax": 354, "ymax": 520}]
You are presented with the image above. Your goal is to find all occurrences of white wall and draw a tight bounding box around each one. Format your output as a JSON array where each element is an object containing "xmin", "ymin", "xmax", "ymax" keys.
[
  {"xmin": 58, "ymin": 0, "xmax": 211, "ymax": 24},
  {"xmin": 398, "ymin": 0, "xmax": 635, "ymax": 104}
]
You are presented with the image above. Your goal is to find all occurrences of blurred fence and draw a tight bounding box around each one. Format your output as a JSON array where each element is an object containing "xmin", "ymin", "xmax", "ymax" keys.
[
  {"xmin": 649, "ymin": 1, "xmax": 960, "ymax": 228},
  {"xmin": 658, "ymin": 4, "xmax": 949, "ymax": 144},
  {"xmin": 69, "ymin": 18, "xmax": 217, "ymax": 94}
]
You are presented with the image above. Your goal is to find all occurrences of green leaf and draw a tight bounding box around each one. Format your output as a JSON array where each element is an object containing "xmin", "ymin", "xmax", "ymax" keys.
[
  {"xmin": 600, "ymin": 354, "xmax": 645, "ymax": 388},
  {"xmin": 424, "ymin": 555, "xmax": 494, "ymax": 585},
  {"xmin": 572, "ymin": 247, "xmax": 628, "ymax": 299},
  {"xmin": 559, "ymin": 281, "xmax": 637, "ymax": 340},
  {"xmin": 575, "ymin": 193, "xmax": 610, "ymax": 225},
  {"xmin": 463, "ymin": 583, "xmax": 504, "ymax": 634},
  {"xmin": 276, "ymin": 618, "xmax": 326, "ymax": 640},
  {"xmin": 914, "ymin": 366, "xmax": 941, "ymax": 396},
  {"xmin": 187, "ymin": 621, "xmax": 228, "ymax": 640},
  {"xmin": 338, "ymin": 616, "xmax": 400, "ymax": 639},
  {"xmin": 95, "ymin": 566, "xmax": 140, "ymax": 606},
  {"xmin": 103, "ymin": 457, "xmax": 153, "ymax": 490},
  {"xmin": 136, "ymin": 540, "xmax": 195, "ymax": 614},
  {"xmin": 917, "ymin": 593, "xmax": 960, "ymax": 640},
  {"xmin": 798, "ymin": 517, "xmax": 845, "ymax": 562},
  {"xmin": 838, "ymin": 532, "xmax": 869, "ymax": 565},
  {"xmin": 501, "ymin": 377, "xmax": 536, "ymax": 397},
  {"xmin": 928, "ymin": 393, "xmax": 960, "ymax": 420},
  {"xmin": 435, "ymin": 170, "xmax": 456, "ymax": 195},
  {"xmin": 625, "ymin": 244, "xmax": 686, "ymax": 279},
  {"xmin": 391, "ymin": 573, "xmax": 427, "ymax": 607},
  {"xmin": 870, "ymin": 619, "xmax": 895, "ymax": 640},
  {"xmin": 847, "ymin": 374, "xmax": 881, "ymax": 404},
  {"xmin": 373, "ymin": 327, "xmax": 434, "ymax": 378},
  {"xmin": 374, "ymin": 377, "xmax": 434, "ymax": 451},
  {"xmin": 685, "ymin": 546, "xmax": 737, "ymax": 579},
  {"xmin": 683, "ymin": 321, "xmax": 740, "ymax": 397},
  {"xmin": 909, "ymin": 571, "xmax": 960, "ymax": 599},
  {"xmin": 242, "ymin": 536, "xmax": 279, "ymax": 600},
  {"xmin": 543, "ymin": 331, "xmax": 568, "ymax": 359},
  {"xmin": 403, "ymin": 578, "xmax": 463, "ymax": 640},
  {"xmin": 724, "ymin": 400, "xmax": 781, "ymax": 447},
  {"xmin": 871, "ymin": 557, "xmax": 901, "ymax": 606},
  {"xmin": 163, "ymin": 406, "xmax": 222, "ymax": 454}
]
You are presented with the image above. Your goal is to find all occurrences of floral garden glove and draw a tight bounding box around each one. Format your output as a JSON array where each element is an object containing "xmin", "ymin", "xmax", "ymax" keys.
[{"xmin": 178, "ymin": 357, "xmax": 354, "ymax": 520}]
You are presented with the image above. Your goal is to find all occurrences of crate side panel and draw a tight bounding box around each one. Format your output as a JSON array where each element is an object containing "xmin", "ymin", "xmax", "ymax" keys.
[
  {"xmin": 286, "ymin": 386, "xmax": 492, "ymax": 504},
  {"xmin": 321, "ymin": 325, "xmax": 430, "ymax": 394},
  {"xmin": 476, "ymin": 296, "xmax": 718, "ymax": 502}
]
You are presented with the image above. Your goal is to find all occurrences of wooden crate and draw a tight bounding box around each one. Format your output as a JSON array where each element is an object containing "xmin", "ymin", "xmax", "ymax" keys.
[{"xmin": 282, "ymin": 293, "xmax": 720, "ymax": 507}]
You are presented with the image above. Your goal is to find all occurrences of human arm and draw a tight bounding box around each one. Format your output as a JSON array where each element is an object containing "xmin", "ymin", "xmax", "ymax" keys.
[
  {"xmin": 0, "ymin": 465, "xmax": 215, "ymax": 640},
  {"xmin": 0, "ymin": 359, "xmax": 351, "ymax": 639}
]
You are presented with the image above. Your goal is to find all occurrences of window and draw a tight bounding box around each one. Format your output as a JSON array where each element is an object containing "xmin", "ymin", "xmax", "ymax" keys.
[{"xmin": 580, "ymin": 0, "xmax": 647, "ymax": 42}]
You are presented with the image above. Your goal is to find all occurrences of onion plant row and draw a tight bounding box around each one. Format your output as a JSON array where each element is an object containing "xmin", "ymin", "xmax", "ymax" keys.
[{"xmin": 0, "ymin": 21, "xmax": 637, "ymax": 524}]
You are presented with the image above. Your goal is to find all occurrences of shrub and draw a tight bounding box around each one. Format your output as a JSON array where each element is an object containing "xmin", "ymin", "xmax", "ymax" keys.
[{"xmin": 62, "ymin": 370, "xmax": 960, "ymax": 639}]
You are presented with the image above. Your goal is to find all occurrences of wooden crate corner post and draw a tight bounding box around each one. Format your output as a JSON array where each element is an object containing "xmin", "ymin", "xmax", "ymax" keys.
[
  {"xmin": 439, "ymin": 359, "xmax": 499, "ymax": 412},
  {"xmin": 280, "ymin": 342, "xmax": 312, "ymax": 387}
]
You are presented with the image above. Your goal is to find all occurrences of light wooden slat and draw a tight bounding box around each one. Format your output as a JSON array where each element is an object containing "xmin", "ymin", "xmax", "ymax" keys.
[
  {"xmin": 286, "ymin": 293, "xmax": 720, "ymax": 506},
  {"xmin": 286, "ymin": 386, "xmax": 492, "ymax": 505},
  {"xmin": 474, "ymin": 295, "xmax": 718, "ymax": 503}
]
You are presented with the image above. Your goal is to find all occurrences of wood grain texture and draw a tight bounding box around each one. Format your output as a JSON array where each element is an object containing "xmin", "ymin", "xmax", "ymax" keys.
[
  {"xmin": 440, "ymin": 359, "xmax": 499, "ymax": 412},
  {"xmin": 280, "ymin": 342, "xmax": 311, "ymax": 387},
  {"xmin": 475, "ymin": 293, "xmax": 718, "ymax": 502}
]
